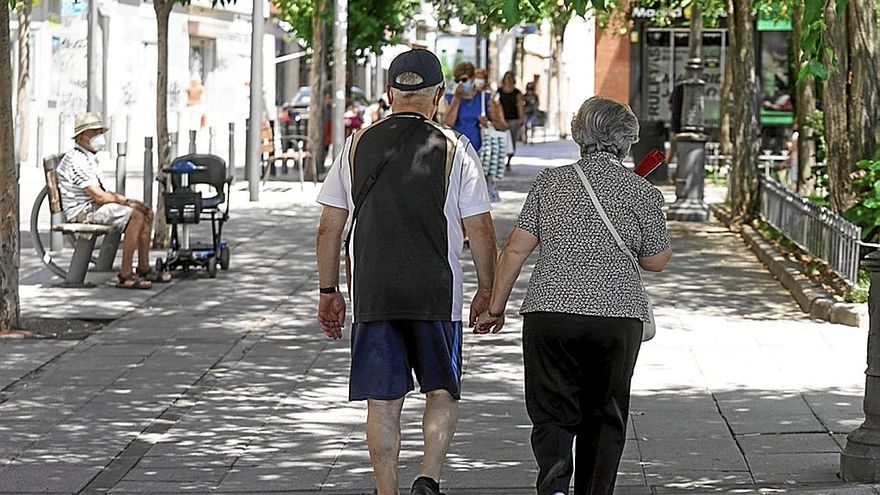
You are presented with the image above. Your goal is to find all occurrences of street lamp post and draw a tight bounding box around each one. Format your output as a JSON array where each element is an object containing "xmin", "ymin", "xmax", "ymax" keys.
[
  {"xmin": 246, "ymin": 0, "xmax": 264, "ymax": 202},
  {"xmin": 841, "ymin": 250, "xmax": 880, "ymax": 480},
  {"xmin": 667, "ymin": 6, "xmax": 710, "ymax": 222},
  {"xmin": 331, "ymin": 0, "xmax": 347, "ymax": 163}
]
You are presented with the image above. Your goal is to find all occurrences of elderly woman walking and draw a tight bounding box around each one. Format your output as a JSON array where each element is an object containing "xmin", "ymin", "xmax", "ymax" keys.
[{"xmin": 476, "ymin": 96, "xmax": 672, "ymax": 495}]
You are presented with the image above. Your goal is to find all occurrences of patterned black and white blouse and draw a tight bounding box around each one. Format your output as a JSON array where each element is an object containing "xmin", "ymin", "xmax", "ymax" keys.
[{"xmin": 516, "ymin": 151, "xmax": 670, "ymax": 322}]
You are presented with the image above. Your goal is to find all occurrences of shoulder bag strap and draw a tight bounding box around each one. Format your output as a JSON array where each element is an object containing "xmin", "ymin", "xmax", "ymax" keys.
[
  {"xmin": 344, "ymin": 119, "xmax": 422, "ymax": 255},
  {"xmin": 572, "ymin": 162, "xmax": 646, "ymax": 285}
]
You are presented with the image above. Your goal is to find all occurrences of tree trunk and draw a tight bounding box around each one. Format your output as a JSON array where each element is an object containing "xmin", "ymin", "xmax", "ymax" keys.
[
  {"xmin": 152, "ymin": 0, "xmax": 174, "ymax": 248},
  {"xmin": 845, "ymin": 0, "xmax": 880, "ymax": 182},
  {"xmin": 823, "ymin": 0, "xmax": 853, "ymax": 213},
  {"xmin": 15, "ymin": 0, "xmax": 31, "ymax": 164},
  {"xmin": 727, "ymin": 0, "xmax": 760, "ymax": 226},
  {"xmin": 548, "ymin": 12, "xmax": 569, "ymax": 137},
  {"xmin": 718, "ymin": 30, "xmax": 733, "ymax": 156},
  {"xmin": 792, "ymin": 0, "xmax": 816, "ymax": 196},
  {"xmin": 0, "ymin": 3, "xmax": 21, "ymax": 330},
  {"xmin": 308, "ymin": 0, "xmax": 326, "ymax": 177}
]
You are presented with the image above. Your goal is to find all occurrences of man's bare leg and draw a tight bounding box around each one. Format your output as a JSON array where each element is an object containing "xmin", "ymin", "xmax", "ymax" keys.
[
  {"xmin": 121, "ymin": 210, "xmax": 144, "ymax": 277},
  {"xmin": 367, "ymin": 398, "xmax": 405, "ymax": 495},
  {"xmin": 136, "ymin": 210, "xmax": 153, "ymax": 271},
  {"xmin": 419, "ymin": 390, "xmax": 459, "ymax": 482}
]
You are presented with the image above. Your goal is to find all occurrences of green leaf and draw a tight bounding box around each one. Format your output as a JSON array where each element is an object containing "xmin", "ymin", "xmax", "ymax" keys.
[
  {"xmin": 502, "ymin": 0, "xmax": 519, "ymax": 25},
  {"xmin": 873, "ymin": 179, "xmax": 880, "ymax": 197},
  {"xmin": 807, "ymin": 59, "xmax": 828, "ymax": 80},
  {"xmin": 590, "ymin": 0, "xmax": 605, "ymax": 11},
  {"xmin": 864, "ymin": 198, "xmax": 880, "ymax": 209},
  {"xmin": 572, "ymin": 0, "xmax": 586, "ymax": 16}
]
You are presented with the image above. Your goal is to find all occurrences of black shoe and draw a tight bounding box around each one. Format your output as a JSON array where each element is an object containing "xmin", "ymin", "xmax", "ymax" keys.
[{"xmin": 411, "ymin": 476, "xmax": 441, "ymax": 495}]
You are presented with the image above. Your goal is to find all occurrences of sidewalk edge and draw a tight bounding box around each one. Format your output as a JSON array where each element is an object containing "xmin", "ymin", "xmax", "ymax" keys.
[{"xmin": 709, "ymin": 203, "xmax": 864, "ymax": 328}]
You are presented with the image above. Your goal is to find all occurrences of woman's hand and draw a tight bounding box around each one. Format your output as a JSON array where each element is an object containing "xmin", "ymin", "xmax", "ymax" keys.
[
  {"xmin": 474, "ymin": 311, "xmax": 505, "ymax": 334},
  {"xmin": 479, "ymin": 116, "xmax": 489, "ymax": 127}
]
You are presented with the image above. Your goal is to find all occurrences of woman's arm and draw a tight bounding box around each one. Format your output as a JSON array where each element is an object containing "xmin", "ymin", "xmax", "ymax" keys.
[
  {"xmin": 489, "ymin": 96, "xmax": 507, "ymax": 129},
  {"xmin": 639, "ymin": 248, "xmax": 672, "ymax": 272},
  {"xmin": 475, "ymin": 227, "xmax": 539, "ymax": 333}
]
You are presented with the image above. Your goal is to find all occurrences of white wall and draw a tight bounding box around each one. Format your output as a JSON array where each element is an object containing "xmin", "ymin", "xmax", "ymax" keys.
[{"xmin": 15, "ymin": 0, "xmax": 276, "ymax": 181}]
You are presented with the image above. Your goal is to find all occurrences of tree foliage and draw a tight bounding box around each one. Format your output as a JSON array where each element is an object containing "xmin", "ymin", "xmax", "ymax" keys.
[{"xmin": 274, "ymin": 0, "xmax": 419, "ymax": 54}]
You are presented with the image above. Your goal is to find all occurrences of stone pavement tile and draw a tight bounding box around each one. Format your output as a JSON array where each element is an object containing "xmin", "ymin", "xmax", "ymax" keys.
[
  {"xmin": 133, "ymin": 454, "xmax": 237, "ymax": 469},
  {"xmin": 804, "ymin": 391, "xmax": 866, "ymax": 435},
  {"xmin": 0, "ymin": 340, "xmax": 77, "ymax": 387},
  {"xmin": 645, "ymin": 469, "xmax": 754, "ymax": 490},
  {"xmin": 122, "ymin": 466, "xmax": 227, "ymax": 483},
  {"xmin": 107, "ymin": 480, "xmax": 216, "ymax": 493},
  {"xmin": 748, "ymin": 452, "xmax": 841, "ymax": 483},
  {"xmin": 639, "ymin": 436, "xmax": 748, "ymax": 472},
  {"xmin": 0, "ymin": 463, "xmax": 102, "ymax": 493},
  {"xmin": 215, "ymin": 465, "xmax": 330, "ymax": 492},
  {"xmin": 738, "ymin": 433, "xmax": 841, "ymax": 456},
  {"xmin": 715, "ymin": 392, "xmax": 827, "ymax": 435}
]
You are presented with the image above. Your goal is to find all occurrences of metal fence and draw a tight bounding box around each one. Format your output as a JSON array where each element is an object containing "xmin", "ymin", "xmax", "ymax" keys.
[{"xmin": 759, "ymin": 176, "xmax": 862, "ymax": 285}]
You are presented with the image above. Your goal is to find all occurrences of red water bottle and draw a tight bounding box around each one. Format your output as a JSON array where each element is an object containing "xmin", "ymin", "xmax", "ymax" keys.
[{"xmin": 634, "ymin": 148, "xmax": 666, "ymax": 177}]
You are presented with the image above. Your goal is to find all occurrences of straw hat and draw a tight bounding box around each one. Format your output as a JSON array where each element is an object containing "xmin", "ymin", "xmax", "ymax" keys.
[{"xmin": 73, "ymin": 112, "xmax": 109, "ymax": 138}]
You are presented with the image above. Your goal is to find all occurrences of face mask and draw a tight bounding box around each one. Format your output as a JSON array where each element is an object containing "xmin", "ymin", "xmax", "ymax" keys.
[
  {"xmin": 474, "ymin": 78, "xmax": 486, "ymax": 89},
  {"xmin": 460, "ymin": 81, "xmax": 474, "ymax": 93},
  {"xmin": 89, "ymin": 134, "xmax": 107, "ymax": 151}
]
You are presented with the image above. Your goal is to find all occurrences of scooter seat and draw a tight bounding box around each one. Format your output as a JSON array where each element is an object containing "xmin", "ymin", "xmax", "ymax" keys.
[{"xmin": 201, "ymin": 195, "xmax": 224, "ymax": 209}]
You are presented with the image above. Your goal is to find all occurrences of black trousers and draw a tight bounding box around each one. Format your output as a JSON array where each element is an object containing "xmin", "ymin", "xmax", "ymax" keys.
[{"xmin": 522, "ymin": 312, "xmax": 642, "ymax": 495}]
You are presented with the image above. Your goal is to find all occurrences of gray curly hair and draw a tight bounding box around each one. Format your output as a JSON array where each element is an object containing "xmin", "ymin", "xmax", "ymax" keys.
[{"xmin": 570, "ymin": 96, "xmax": 639, "ymax": 158}]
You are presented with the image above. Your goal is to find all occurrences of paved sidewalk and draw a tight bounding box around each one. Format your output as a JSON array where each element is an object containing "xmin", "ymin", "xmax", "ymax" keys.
[{"xmin": 1, "ymin": 141, "xmax": 878, "ymax": 494}]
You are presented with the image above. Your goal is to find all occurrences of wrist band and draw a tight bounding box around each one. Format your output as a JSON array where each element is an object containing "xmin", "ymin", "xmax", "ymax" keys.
[{"xmin": 319, "ymin": 286, "xmax": 338, "ymax": 294}]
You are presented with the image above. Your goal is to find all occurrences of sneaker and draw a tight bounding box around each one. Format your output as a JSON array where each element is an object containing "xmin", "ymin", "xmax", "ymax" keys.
[{"xmin": 411, "ymin": 476, "xmax": 441, "ymax": 495}]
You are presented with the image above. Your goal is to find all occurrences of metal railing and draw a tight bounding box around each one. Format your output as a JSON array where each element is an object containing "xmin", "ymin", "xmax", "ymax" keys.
[{"xmin": 759, "ymin": 176, "xmax": 862, "ymax": 285}]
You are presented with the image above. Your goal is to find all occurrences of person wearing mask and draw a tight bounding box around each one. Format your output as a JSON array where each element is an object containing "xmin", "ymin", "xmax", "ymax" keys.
[
  {"xmin": 497, "ymin": 71, "xmax": 525, "ymax": 169},
  {"xmin": 56, "ymin": 113, "xmax": 171, "ymax": 289},
  {"xmin": 476, "ymin": 96, "xmax": 671, "ymax": 495},
  {"xmin": 523, "ymin": 81, "xmax": 540, "ymax": 144}
]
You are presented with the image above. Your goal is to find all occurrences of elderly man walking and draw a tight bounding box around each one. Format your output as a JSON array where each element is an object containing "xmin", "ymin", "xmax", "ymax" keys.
[
  {"xmin": 315, "ymin": 49, "xmax": 498, "ymax": 495},
  {"xmin": 56, "ymin": 112, "xmax": 170, "ymax": 289}
]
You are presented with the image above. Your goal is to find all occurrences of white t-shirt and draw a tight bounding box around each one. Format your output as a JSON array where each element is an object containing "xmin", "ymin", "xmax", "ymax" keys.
[{"xmin": 317, "ymin": 112, "xmax": 491, "ymax": 323}]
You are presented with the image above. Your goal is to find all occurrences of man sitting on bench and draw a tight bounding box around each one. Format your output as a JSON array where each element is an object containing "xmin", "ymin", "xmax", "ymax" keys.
[{"xmin": 56, "ymin": 112, "xmax": 171, "ymax": 289}]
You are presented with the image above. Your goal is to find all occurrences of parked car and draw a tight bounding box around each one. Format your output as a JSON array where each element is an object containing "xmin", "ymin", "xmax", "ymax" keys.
[{"xmin": 277, "ymin": 86, "xmax": 369, "ymax": 150}]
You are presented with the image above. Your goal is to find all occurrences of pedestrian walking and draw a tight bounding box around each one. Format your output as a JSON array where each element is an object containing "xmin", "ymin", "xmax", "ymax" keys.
[
  {"xmin": 315, "ymin": 49, "xmax": 499, "ymax": 495},
  {"xmin": 476, "ymin": 96, "xmax": 672, "ymax": 495},
  {"xmin": 523, "ymin": 81, "xmax": 540, "ymax": 144},
  {"xmin": 497, "ymin": 71, "xmax": 525, "ymax": 169}
]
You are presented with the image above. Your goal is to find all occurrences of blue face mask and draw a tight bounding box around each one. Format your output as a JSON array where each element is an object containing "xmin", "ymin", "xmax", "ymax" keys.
[{"xmin": 460, "ymin": 81, "xmax": 474, "ymax": 93}]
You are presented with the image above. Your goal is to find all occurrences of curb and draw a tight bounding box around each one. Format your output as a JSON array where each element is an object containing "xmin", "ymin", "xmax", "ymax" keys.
[{"xmin": 708, "ymin": 204, "xmax": 865, "ymax": 328}]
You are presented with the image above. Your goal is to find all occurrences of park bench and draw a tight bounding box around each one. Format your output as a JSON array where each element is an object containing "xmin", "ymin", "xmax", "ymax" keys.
[{"xmin": 30, "ymin": 154, "xmax": 120, "ymax": 286}]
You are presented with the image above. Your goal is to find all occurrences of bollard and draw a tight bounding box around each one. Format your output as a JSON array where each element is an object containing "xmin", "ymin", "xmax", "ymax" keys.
[
  {"xmin": 57, "ymin": 114, "xmax": 65, "ymax": 154},
  {"xmin": 228, "ymin": 122, "xmax": 235, "ymax": 182},
  {"xmin": 169, "ymin": 131, "xmax": 179, "ymax": 162},
  {"xmin": 35, "ymin": 117, "xmax": 43, "ymax": 168},
  {"xmin": 188, "ymin": 129, "xmax": 197, "ymax": 155},
  {"xmin": 841, "ymin": 250, "xmax": 880, "ymax": 479},
  {"xmin": 143, "ymin": 137, "xmax": 154, "ymax": 209},
  {"xmin": 116, "ymin": 142, "xmax": 127, "ymax": 195},
  {"xmin": 108, "ymin": 115, "xmax": 116, "ymax": 160}
]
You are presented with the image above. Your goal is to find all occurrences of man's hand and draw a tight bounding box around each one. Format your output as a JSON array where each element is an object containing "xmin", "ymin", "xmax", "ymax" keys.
[
  {"xmin": 124, "ymin": 198, "xmax": 151, "ymax": 216},
  {"xmin": 475, "ymin": 311, "xmax": 505, "ymax": 334},
  {"xmin": 317, "ymin": 292, "xmax": 346, "ymax": 339},
  {"xmin": 469, "ymin": 288, "xmax": 491, "ymax": 328}
]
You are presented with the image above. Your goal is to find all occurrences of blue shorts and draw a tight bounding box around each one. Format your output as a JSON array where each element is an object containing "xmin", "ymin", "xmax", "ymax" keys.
[{"xmin": 349, "ymin": 320, "xmax": 463, "ymax": 401}]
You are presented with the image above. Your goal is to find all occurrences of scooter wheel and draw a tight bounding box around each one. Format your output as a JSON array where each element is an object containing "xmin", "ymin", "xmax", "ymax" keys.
[
  {"xmin": 207, "ymin": 256, "xmax": 218, "ymax": 279},
  {"xmin": 219, "ymin": 245, "xmax": 230, "ymax": 271}
]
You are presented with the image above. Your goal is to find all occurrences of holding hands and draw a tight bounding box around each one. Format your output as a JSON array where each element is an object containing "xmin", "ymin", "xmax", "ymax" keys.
[{"xmin": 469, "ymin": 288, "xmax": 505, "ymax": 334}]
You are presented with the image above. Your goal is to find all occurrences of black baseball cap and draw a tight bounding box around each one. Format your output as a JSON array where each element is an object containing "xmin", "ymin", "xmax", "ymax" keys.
[{"xmin": 388, "ymin": 49, "xmax": 444, "ymax": 91}]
